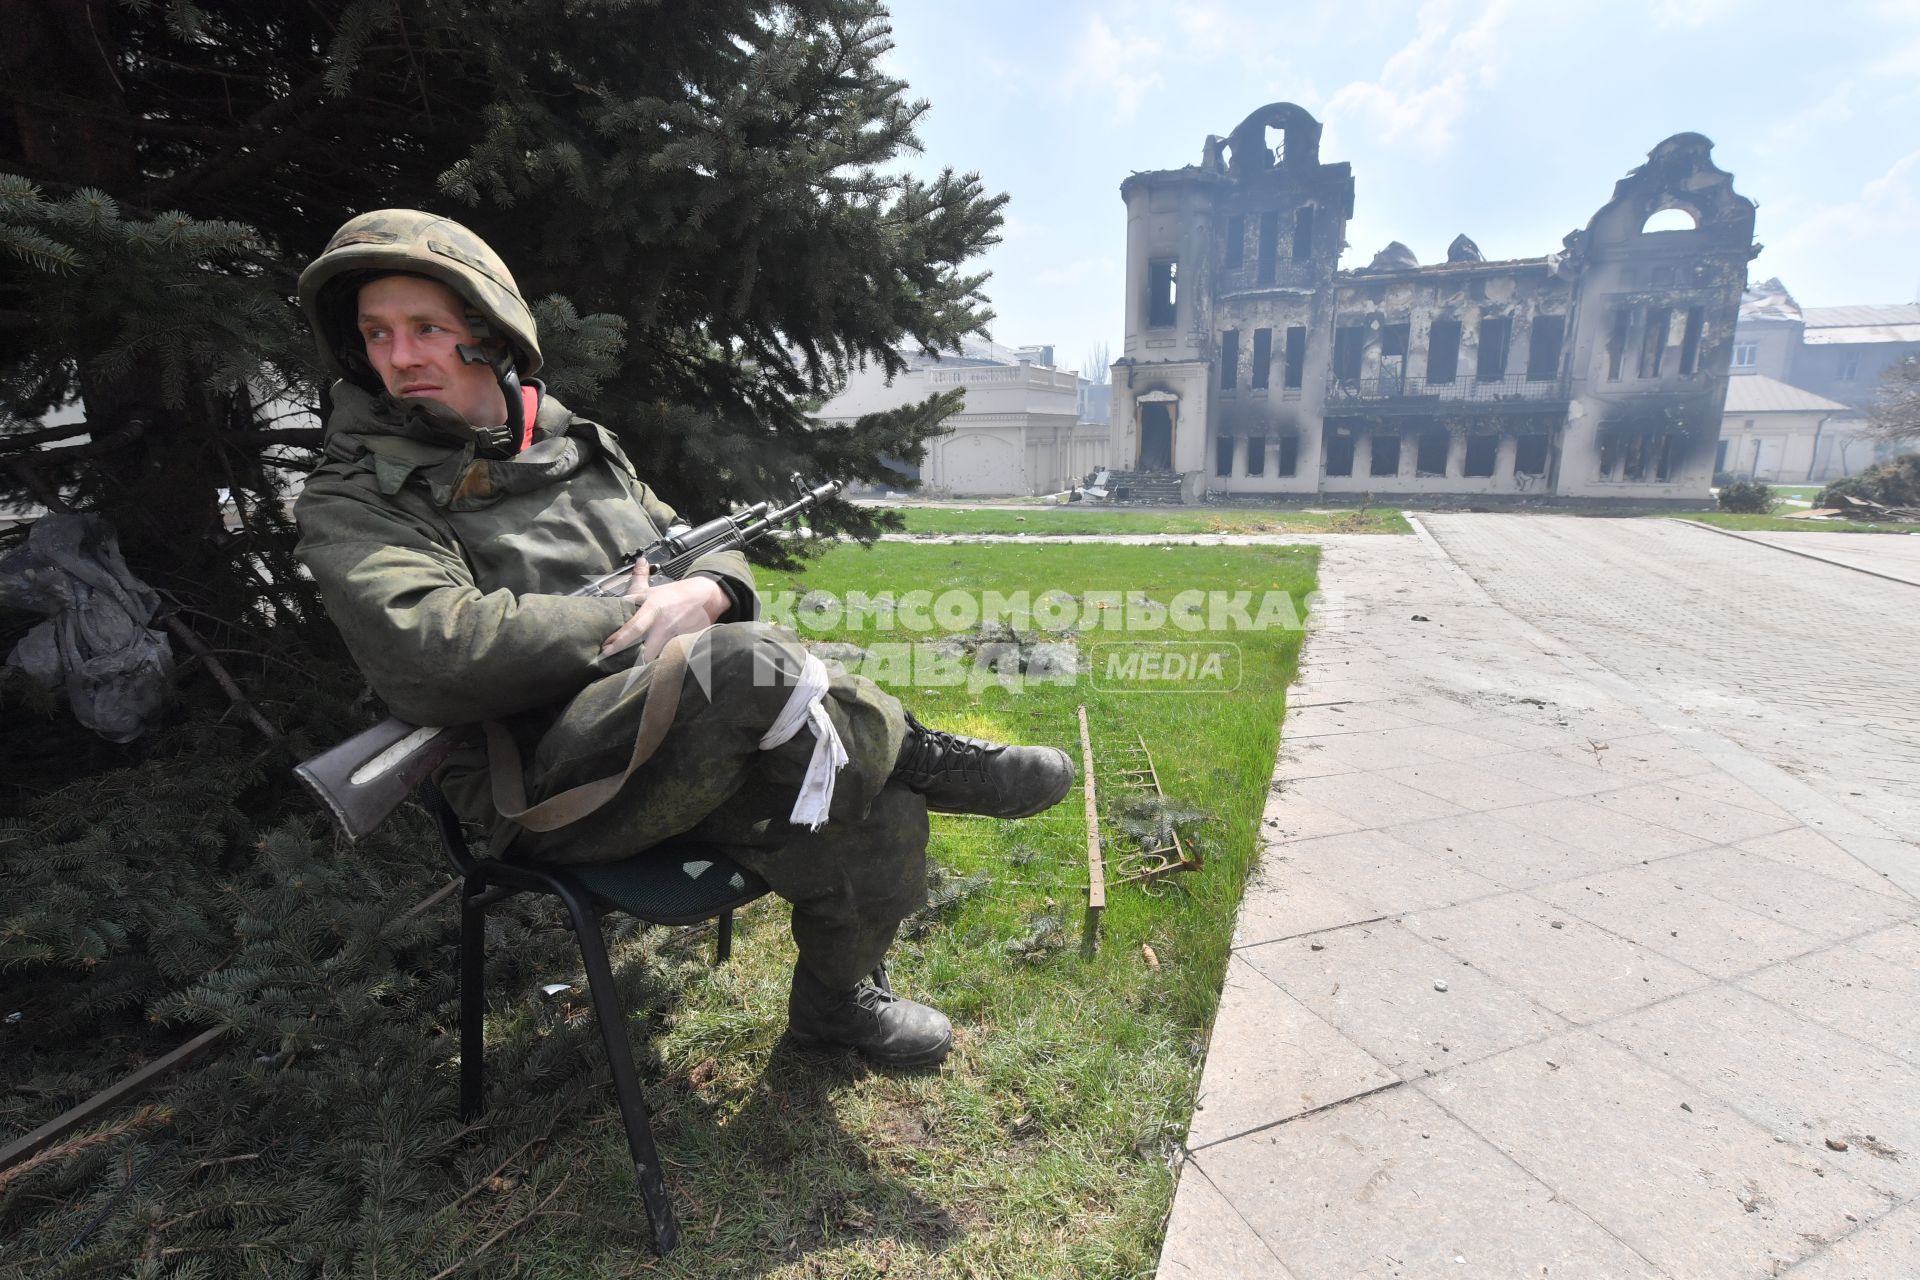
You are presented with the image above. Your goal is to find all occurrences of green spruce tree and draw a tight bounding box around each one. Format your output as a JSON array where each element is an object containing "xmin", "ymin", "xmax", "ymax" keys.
[{"xmin": 1, "ymin": 3, "xmax": 1003, "ymax": 1270}]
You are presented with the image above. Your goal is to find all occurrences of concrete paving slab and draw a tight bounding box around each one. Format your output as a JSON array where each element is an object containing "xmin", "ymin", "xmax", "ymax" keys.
[
  {"xmin": 1156, "ymin": 1163, "xmax": 1301, "ymax": 1280},
  {"xmin": 1536, "ymin": 863, "xmax": 1827, "ymax": 979},
  {"xmin": 1260, "ymin": 787, "xmax": 1364, "ymax": 843},
  {"xmin": 1193, "ymin": 1085, "xmax": 1665, "ymax": 1280},
  {"xmin": 1265, "ymin": 829, "xmax": 1505, "ymax": 917},
  {"xmin": 1242, "ymin": 919, "xmax": 1567, "ymax": 1078},
  {"xmin": 1663, "ymin": 770, "xmax": 1802, "ymax": 824},
  {"xmin": 1271, "ymin": 739, "xmax": 1354, "ymax": 782},
  {"xmin": 1287, "ymin": 679, "xmax": 1398, "ymax": 707},
  {"xmin": 1777, "ymin": 1198, "xmax": 1920, "ymax": 1278},
  {"xmin": 1735, "ymin": 827, "xmax": 1919, "ymax": 901},
  {"xmin": 1424, "ymin": 1033, "xmax": 1893, "ymax": 1279},
  {"xmin": 1658, "ymin": 846, "xmax": 1919, "ymax": 939},
  {"xmin": 1741, "ymin": 942, "xmax": 1920, "ymax": 1067},
  {"xmin": 1283, "ymin": 701, "xmax": 1422, "ymax": 737},
  {"xmin": 1548, "ymin": 730, "xmax": 1720, "ymax": 782},
  {"xmin": 1464, "ymin": 743, "xmax": 1628, "ymax": 797},
  {"xmin": 1849, "ymin": 920, "xmax": 1920, "ymax": 970},
  {"xmin": 1601, "ymin": 985, "xmax": 1920, "ymax": 1199},
  {"xmin": 1496, "ymin": 795, "xmax": 1717, "ymax": 860},
  {"xmin": 1162, "ymin": 520, "xmax": 1920, "ymax": 1280},
  {"xmin": 1385, "ymin": 809, "xmax": 1640, "ymax": 888},
  {"xmin": 1280, "ymin": 771, "xmax": 1468, "ymax": 829},
  {"xmin": 1585, "ymin": 781, "xmax": 1803, "ymax": 845},
  {"xmin": 1187, "ymin": 954, "xmax": 1397, "ymax": 1150},
  {"xmin": 1357, "ymin": 692, "xmax": 1498, "ymax": 727},
  {"xmin": 1403, "ymin": 891, "xmax": 1707, "ymax": 1024},
  {"xmin": 1292, "ymin": 723, "xmax": 1514, "ymax": 773},
  {"xmin": 1374, "ymin": 758, "xmax": 1559, "ymax": 813},
  {"xmin": 1448, "ymin": 710, "xmax": 1602, "ymax": 752},
  {"xmin": 1232, "ymin": 861, "xmax": 1381, "ymax": 945}
]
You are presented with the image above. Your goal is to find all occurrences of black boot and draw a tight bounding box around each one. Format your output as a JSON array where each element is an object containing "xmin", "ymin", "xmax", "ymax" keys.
[
  {"xmin": 890, "ymin": 711, "xmax": 1075, "ymax": 818},
  {"xmin": 787, "ymin": 962, "xmax": 952, "ymax": 1068}
]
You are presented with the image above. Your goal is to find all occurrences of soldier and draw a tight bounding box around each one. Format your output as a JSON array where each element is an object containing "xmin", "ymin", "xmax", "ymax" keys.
[{"xmin": 293, "ymin": 210, "xmax": 1073, "ymax": 1067}]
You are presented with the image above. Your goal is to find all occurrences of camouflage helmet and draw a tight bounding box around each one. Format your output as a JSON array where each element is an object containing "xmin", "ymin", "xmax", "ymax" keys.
[{"xmin": 298, "ymin": 209, "xmax": 543, "ymax": 385}]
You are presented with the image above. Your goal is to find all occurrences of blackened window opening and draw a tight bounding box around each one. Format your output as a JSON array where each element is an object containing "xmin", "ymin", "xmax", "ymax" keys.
[
  {"xmin": 1257, "ymin": 211, "xmax": 1280, "ymax": 285},
  {"xmin": 1427, "ymin": 319, "xmax": 1461, "ymax": 384},
  {"xmin": 1246, "ymin": 435, "xmax": 1265, "ymax": 476},
  {"xmin": 1284, "ymin": 326, "xmax": 1307, "ymax": 388},
  {"xmin": 1333, "ymin": 326, "xmax": 1365, "ymax": 384},
  {"xmin": 1251, "ymin": 328, "xmax": 1272, "ymax": 389},
  {"xmin": 1514, "ymin": 434, "xmax": 1549, "ymax": 475},
  {"xmin": 1606, "ymin": 308, "xmax": 1632, "ymax": 381},
  {"xmin": 1678, "ymin": 306, "xmax": 1705, "ymax": 376},
  {"xmin": 1292, "ymin": 206, "xmax": 1315, "ymax": 263},
  {"xmin": 1370, "ymin": 432, "xmax": 1402, "ymax": 477},
  {"xmin": 1276, "ymin": 435, "xmax": 1299, "ymax": 476},
  {"xmin": 1464, "ymin": 435, "xmax": 1497, "ymax": 477},
  {"xmin": 1526, "ymin": 315, "xmax": 1565, "ymax": 381},
  {"xmin": 1476, "ymin": 317, "xmax": 1512, "ymax": 381},
  {"xmin": 1416, "ymin": 428, "xmax": 1449, "ymax": 476},
  {"xmin": 1638, "ymin": 309, "xmax": 1671, "ymax": 378},
  {"xmin": 1216, "ymin": 435, "xmax": 1234, "ymax": 477},
  {"xmin": 1147, "ymin": 259, "xmax": 1178, "ymax": 328},
  {"xmin": 1324, "ymin": 432, "xmax": 1355, "ymax": 476},
  {"xmin": 1220, "ymin": 329, "xmax": 1239, "ymax": 389}
]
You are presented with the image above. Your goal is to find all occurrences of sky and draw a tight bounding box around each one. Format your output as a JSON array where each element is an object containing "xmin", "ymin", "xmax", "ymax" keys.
[{"xmin": 879, "ymin": 0, "xmax": 1920, "ymax": 377}]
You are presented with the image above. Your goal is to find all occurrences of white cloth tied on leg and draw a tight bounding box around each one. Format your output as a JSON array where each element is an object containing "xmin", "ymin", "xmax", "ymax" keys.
[{"xmin": 757, "ymin": 652, "xmax": 848, "ymax": 829}]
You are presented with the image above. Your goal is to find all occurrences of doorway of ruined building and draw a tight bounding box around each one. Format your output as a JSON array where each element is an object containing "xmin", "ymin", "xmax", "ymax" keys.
[{"xmin": 1137, "ymin": 401, "xmax": 1176, "ymax": 472}]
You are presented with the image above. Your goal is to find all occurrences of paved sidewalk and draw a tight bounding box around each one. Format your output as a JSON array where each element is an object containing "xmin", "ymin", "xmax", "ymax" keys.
[{"xmin": 1159, "ymin": 520, "xmax": 1920, "ymax": 1279}]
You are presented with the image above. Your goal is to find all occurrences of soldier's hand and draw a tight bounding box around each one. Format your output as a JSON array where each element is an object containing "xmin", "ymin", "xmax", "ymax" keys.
[{"xmin": 601, "ymin": 566, "xmax": 729, "ymax": 662}]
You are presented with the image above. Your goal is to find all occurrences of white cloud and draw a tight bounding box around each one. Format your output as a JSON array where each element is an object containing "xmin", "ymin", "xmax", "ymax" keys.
[
  {"xmin": 1322, "ymin": 0, "xmax": 1519, "ymax": 153},
  {"xmin": 1769, "ymin": 148, "xmax": 1920, "ymax": 298},
  {"xmin": 1058, "ymin": 15, "xmax": 1166, "ymax": 122},
  {"xmin": 1648, "ymin": 0, "xmax": 1741, "ymax": 30}
]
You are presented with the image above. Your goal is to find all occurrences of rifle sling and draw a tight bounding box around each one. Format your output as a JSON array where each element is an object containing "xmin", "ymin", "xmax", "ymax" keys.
[{"xmin": 483, "ymin": 630, "xmax": 697, "ymax": 832}]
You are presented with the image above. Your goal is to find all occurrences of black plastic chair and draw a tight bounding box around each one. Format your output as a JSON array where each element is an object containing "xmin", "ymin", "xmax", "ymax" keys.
[{"xmin": 418, "ymin": 780, "xmax": 770, "ymax": 1255}]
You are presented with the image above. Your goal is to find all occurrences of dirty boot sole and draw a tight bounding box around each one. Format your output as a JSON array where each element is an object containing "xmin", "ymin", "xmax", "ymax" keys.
[{"xmin": 787, "ymin": 1026, "xmax": 953, "ymax": 1069}]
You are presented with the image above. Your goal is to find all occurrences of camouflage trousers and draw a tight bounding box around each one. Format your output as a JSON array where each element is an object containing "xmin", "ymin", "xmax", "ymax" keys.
[{"xmin": 444, "ymin": 622, "xmax": 923, "ymax": 990}]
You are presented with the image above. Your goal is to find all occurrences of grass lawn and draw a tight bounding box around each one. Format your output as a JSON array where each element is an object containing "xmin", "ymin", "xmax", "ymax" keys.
[
  {"xmin": 1670, "ymin": 512, "xmax": 1909, "ymax": 534},
  {"xmin": 885, "ymin": 505, "xmax": 1409, "ymax": 536},
  {"xmin": 510, "ymin": 540, "xmax": 1316, "ymax": 1278}
]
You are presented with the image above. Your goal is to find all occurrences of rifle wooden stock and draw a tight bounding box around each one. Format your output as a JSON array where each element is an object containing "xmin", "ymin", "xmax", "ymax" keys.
[
  {"xmin": 295, "ymin": 477, "xmax": 840, "ymax": 839},
  {"xmin": 295, "ymin": 719, "xmax": 473, "ymax": 841}
]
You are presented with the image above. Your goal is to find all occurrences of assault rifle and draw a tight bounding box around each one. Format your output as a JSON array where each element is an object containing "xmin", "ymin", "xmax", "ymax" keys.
[{"xmin": 295, "ymin": 476, "xmax": 841, "ymax": 839}]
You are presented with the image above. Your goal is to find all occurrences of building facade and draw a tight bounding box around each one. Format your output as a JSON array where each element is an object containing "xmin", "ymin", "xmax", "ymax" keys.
[
  {"xmin": 813, "ymin": 344, "xmax": 1105, "ymax": 496},
  {"xmin": 1717, "ymin": 374, "xmax": 1859, "ymax": 482},
  {"xmin": 1111, "ymin": 103, "xmax": 1758, "ymax": 505},
  {"xmin": 1723, "ymin": 279, "xmax": 1919, "ymax": 480}
]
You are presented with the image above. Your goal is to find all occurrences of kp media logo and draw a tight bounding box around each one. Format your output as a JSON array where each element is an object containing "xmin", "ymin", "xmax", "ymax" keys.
[{"xmin": 1089, "ymin": 641, "xmax": 1241, "ymax": 693}]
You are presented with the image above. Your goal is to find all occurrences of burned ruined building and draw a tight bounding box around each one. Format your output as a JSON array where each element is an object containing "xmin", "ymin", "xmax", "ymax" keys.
[{"xmin": 1110, "ymin": 104, "xmax": 1758, "ymax": 504}]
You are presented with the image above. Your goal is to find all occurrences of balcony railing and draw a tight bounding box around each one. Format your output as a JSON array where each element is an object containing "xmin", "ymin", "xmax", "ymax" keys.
[{"xmin": 1324, "ymin": 373, "xmax": 1567, "ymax": 404}]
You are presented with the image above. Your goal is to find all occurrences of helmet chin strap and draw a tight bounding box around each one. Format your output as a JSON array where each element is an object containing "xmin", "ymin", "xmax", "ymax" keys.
[{"xmin": 456, "ymin": 341, "xmax": 526, "ymax": 458}]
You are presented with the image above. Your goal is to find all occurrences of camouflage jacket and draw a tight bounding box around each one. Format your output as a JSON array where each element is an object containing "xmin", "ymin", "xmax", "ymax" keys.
[{"xmin": 293, "ymin": 381, "xmax": 756, "ymax": 728}]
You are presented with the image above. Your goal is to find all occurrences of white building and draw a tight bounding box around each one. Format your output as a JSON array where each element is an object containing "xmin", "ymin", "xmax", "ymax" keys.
[
  {"xmin": 1715, "ymin": 374, "xmax": 1862, "ymax": 482},
  {"xmin": 1722, "ymin": 280, "xmax": 1919, "ymax": 480},
  {"xmin": 813, "ymin": 344, "xmax": 1106, "ymax": 496}
]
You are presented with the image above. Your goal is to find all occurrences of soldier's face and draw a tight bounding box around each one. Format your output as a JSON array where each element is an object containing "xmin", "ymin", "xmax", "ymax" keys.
[{"xmin": 356, "ymin": 275, "xmax": 507, "ymax": 427}]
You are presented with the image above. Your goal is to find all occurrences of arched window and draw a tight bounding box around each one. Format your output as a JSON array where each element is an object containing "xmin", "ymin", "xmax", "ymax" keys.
[{"xmin": 1641, "ymin": 207, "xmax": 1698, "ymax": 233}]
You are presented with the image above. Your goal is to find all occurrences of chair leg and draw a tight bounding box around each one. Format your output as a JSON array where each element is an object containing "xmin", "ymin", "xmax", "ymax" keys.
[
  {"xmin": 554, "ymin": 884, "xmax": 681, "ymax": 1255},
  {"xmin": 459, "ymin": 878, "xmax": 487, "ymax": 1123},
  {"xmin": 714, "ymin": 908, "xmax": 734, "ymax": 966}
]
